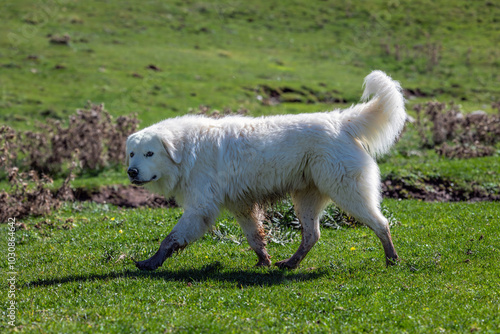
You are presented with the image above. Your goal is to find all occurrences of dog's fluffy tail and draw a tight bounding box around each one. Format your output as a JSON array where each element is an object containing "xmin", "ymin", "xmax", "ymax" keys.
[{"xmin": 342, "ymin": 70, "xmax": 407, "ymax": 157}]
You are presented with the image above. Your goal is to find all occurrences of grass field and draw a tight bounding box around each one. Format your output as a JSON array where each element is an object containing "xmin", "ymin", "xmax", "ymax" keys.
[
  {"xmin": 1, "ymin": 0, "xmax": 500, "ymax": 332},
  {"xmin": 2, "ymin": 200, "xmax": 499, "ymax": 333}
]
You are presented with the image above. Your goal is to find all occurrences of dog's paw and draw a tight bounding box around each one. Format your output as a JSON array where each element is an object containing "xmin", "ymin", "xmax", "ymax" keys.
[
  {"xmin": 274, "ymin": 259, "xmax": 298, "ymax": 270},
  {"xmin": 135, "ymin": 258, "xmax": 162, "ymax": 271},
  {"xmin": 255, "ymin": 258, "xmax": 272, "ymax": 267},
  {"xmin": 386, "ymin": 256, "xmax": 400, "ymax": 267}
]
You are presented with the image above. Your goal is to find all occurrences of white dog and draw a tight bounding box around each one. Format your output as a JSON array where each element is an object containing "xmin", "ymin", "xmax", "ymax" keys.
[{"xmin": 126, "ymin": 71, "xmax": 406, "ymax": 271}]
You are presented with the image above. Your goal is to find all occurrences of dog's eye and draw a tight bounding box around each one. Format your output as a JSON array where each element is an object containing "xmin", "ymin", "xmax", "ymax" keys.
[
  {"xmin": 130, "ymin": 152, "xmax": 134, "ymax": 158},
  {"xmin": 146, "ymin": 151, "xmax": 154, "ymax": 157}
]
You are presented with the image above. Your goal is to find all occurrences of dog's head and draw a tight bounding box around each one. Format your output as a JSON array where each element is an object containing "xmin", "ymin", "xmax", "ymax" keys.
[{"xmin": 125, "ymin": 129, "xmax": 183, "ymax": 190}]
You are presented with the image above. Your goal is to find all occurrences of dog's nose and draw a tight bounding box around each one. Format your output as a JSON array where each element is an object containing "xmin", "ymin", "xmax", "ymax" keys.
[{"xmin": 127, "ymin": 167, "xmax": 139, "ymax": 178}]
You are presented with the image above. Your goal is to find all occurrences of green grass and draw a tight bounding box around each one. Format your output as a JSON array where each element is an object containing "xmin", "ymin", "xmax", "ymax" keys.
[{"xmin": 1, "ymin": 200, "xmax": 499, "ymax": 332}]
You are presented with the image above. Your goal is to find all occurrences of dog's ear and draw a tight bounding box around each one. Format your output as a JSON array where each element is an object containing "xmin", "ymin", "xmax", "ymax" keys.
[{"xmin": 160, "ymin": 135, "xmax": 183, "ymax": 164}]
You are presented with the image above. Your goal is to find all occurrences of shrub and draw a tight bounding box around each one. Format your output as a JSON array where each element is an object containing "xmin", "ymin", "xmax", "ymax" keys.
[
  {"xmin": 20, "ymin": 103, "xmax": 139, "ymax": 174},
  {"xmin": 0, "ymin": 166, "xmax": 75, "ymax": 223},
  {"xmin": 265, "ymin": 199, "xmax": 364, "ymax": 231},
  {"xmin": 414, "ymin": 101, "xmax": 500, "ymax": 158},
  {"xmin": 0, "ymin": 103, "xmax": 139, "ymax": 221}
]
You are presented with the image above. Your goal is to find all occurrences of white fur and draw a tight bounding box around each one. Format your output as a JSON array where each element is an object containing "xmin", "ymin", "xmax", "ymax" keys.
[{"xmin": 127, "ymin": 70, "xmax": 406, "ymax": 270}]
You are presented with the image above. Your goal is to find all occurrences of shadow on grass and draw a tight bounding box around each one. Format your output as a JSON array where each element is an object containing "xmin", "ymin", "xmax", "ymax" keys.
[{"xmin": 26, "ymin": 261, "xmax": 330, "ymax": 288}]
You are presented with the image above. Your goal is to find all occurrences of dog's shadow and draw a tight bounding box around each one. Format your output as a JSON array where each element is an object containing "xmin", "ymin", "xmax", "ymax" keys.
[{"xmin": 26, "ymin": 261, "xmax": 329, "ymax": 288}]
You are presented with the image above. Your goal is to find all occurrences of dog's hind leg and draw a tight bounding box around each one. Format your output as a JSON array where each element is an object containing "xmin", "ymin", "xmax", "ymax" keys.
[
  {"xmin": 135, "ymin": 211, "xmax": 216, "ymax": 271},
  {"xmin": 334, "ymin": 196, "xmax": 398, "ymax": 266},
  {"xmin": 235, "ymin": 204, "xmax": 271, "ymax": 267},
  {"xmin": 275, "ymin": 187, "xmax": 330, "ymax": 270},
  {"xmin": 319, "ymin": 162, "xmax": 399, "ymax": 267}
]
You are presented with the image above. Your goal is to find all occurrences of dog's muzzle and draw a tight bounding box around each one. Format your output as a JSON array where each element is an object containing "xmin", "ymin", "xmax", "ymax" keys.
[{"xmin": 128, "ymin": 168, "xmax": 157, "ymax": 185}]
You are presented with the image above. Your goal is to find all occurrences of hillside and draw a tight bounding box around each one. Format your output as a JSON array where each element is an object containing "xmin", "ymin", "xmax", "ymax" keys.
[{"xmin": 1, "ymin": 0, "xmax": 499, "ymax": 129}]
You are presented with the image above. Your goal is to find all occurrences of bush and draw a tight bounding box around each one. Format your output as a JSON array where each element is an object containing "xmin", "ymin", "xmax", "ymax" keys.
[
  {"xmin": 265, "ymin": 198, "xmax": 365, "ymax": 231},
  {"xmin": 21, "ymin": 103, "xmax": 139, "ymax": 174},
  {"xmin": 414, "ymin": 101, "xmax": 500, "ymax": 158},
  {"xmin": 0, "ymin": 167, "xmax": 74, "ymax": 223},
  {"xmin": 0, "ymin": 103, "xmax": 139, "ymax": 221}
]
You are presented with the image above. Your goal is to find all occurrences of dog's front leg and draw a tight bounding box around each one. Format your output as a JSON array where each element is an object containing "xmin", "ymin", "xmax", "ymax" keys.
[
  {"xmin": 135, "ymin": 232, "xmax": 181, "ymax": 271},
  {"xmin": 135, "ymin": 211, "xmax": 215, "ymax": 271}
]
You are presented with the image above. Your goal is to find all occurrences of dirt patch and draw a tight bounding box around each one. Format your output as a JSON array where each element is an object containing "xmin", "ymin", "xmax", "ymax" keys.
[
  {"xmin": 250, "ymin": 85, "xmax": 446, "ymax": 103},
  {"xmin": 403, "ymin": 88, "xmax": 445, "ymax": 99},
  {"xmin": 48, "ymin": 34, "xmax": 71, "ymax": 45},
  {"xmin": 72, "ymin": 185, "xmax": 177, "ymax": 208},
  {"xmin": 404, "ymin": 88, "xmax": 431, "ymax": 99},
  {"xmin": 382, "ymin": 174, "xmax": 500, "ymax": 202},
  {"xmin": 246, "ymin": 85, "xmax": 346, "ymax": 106}
]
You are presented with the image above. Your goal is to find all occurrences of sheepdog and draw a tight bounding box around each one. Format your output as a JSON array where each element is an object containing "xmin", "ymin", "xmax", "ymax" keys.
[{"xmin": 126, "ymin": 70, "xmax": 406, "ymax": 271}]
